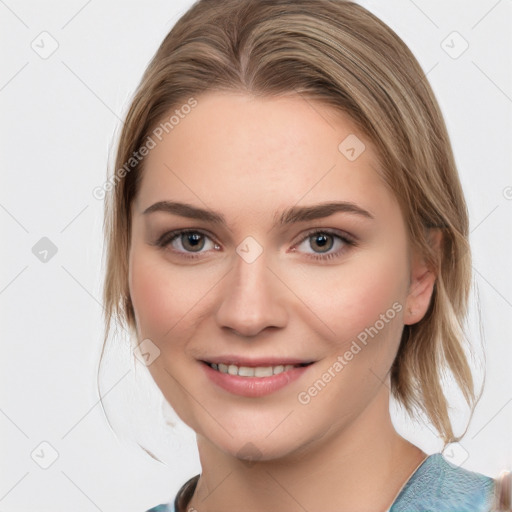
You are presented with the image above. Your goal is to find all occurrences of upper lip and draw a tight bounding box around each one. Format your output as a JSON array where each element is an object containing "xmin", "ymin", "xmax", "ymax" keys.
[{"xmin": 201, "ymin": 356, "xmax": 315, "ymax": 367}]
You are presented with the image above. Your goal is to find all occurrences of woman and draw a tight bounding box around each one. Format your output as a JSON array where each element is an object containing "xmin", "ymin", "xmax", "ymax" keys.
[{"xmin": 100, "ymin": 0, "xmax": 504, "ymax": 510}]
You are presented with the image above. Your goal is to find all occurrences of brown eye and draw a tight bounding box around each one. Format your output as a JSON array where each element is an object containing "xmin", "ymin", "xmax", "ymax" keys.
[
  {"xmin": 309, "ymin": 233, "xmax": 334, "ymax": 253},
  {"xmin": 156, "ymin": 229, "xmax": 219, "ymax": 257},
  {"xmin": 293, "ymin": 229, "xmax": 356, "ymax": 262},
  {"xmin": 180, "ymin": 232, "xmax": 205, "ymax": 252}
]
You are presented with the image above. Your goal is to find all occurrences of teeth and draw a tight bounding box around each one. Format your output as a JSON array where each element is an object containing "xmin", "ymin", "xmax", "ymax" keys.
[
  {"xmin": 210, "ymin": 362, "xmax": 298, "ymax": 377},
  {"xmin": 239, "ymin": 366, "xmax": 255, "ymax": 377},
  {"xmin": 254, "ymin": 366, "xmax": 272, "ymax": 377}
]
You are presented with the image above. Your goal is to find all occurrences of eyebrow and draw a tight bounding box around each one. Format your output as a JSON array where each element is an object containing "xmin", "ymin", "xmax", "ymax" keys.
[{"xmin": 142, "ymin": 200, "xmax": 374, "ymax": 225}]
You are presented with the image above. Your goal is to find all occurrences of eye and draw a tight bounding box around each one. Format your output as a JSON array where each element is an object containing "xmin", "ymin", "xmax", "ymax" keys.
[
  {"xmin": 294, "ymin": 229, "xmax": 356, "ymax": 261},
  {"xmin": 154, "ymin": 228, "xmax": 356, "ymax": 262},
  {"xmin": 155, "ymin": 230, "xmax": 220, "ymax": 258}
]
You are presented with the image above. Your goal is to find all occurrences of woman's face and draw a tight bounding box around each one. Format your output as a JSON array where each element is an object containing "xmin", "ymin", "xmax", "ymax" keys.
[{"xmin": 128, "ymin": 91, "xmax": 432, "ymax": 461}]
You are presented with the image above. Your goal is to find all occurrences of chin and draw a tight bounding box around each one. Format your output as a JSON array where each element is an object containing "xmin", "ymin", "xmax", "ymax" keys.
[
  {"xmin": 190, "ymin": 409, "xmax": 321, "ymax": 465},
  {"xmin": 218, "ymin": 435, "xmax": 305, "ymax": 464}
]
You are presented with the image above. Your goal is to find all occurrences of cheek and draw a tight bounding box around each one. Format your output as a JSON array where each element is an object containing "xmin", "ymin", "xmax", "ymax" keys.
[
  {"xmin": 287, "ymin": 247, "xmax": 408, "ymax": 349},
  {"xmin": 129, "ymin": 259, "xmax": 173, "ymax": 339},
  {"xmin": 292, "ymin": 253, "xmax": 408, "ymax": 421},
  {"xmin": 128, "ymin": 247, "xmax": 220, "ymax": 346},
  {"xmin": 128, "ymin": 252, "xmax": 205, "ymax": 427},
  {"xmin": 128, "ymin": 247, "xmax": 191, "ymax": 343}
]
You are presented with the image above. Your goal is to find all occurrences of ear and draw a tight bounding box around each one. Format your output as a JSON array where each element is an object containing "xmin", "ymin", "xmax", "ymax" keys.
[{"xmin": 403, "ymin": 228, "xmax": 443, "ymax": 326}]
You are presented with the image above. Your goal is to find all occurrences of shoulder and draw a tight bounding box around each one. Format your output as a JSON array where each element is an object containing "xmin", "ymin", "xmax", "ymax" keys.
[
  {"xmin": 391, "ymin": 452, "xmax": 496, "ymax": 512},
  {"xmin": 144, "ymin": 504, "xmax": 174, "ymax": 512}
]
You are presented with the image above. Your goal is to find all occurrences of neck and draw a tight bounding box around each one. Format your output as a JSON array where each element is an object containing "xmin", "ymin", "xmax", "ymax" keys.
[{"xmin": 187, "ymin": 386, "xmax": 427, "ymax": 512}]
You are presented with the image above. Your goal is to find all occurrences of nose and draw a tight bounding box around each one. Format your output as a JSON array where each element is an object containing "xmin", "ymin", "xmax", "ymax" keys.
[{"xmin": 214, "ymin": 247, "xmax": 288, "ymax": 338}]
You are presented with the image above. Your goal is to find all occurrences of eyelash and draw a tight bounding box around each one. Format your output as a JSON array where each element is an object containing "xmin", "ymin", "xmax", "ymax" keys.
[{"xmin": 154, "ymin": 228, "xmax": 357, "ymax": 262}]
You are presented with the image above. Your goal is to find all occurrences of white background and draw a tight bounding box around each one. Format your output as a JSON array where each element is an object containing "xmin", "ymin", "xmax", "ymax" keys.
[{"xmin": 1, "ymin": 1, "xmax": 511, "ymax": 510}]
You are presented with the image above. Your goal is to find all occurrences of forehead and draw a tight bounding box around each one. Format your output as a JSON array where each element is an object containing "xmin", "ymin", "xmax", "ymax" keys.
[{"xmin": 134, "ymin": 91, "xmax": 396, "ymax": 223}]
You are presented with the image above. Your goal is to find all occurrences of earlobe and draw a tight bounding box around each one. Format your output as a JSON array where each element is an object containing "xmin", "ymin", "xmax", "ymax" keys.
[{"xmin": 404, "ymin": 228, "xmax": 443, "ymax": 326}]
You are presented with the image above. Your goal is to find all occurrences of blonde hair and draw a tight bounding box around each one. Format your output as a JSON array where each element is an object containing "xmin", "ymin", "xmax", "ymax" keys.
[{"xmin": 101, "ymin": 0, "xmax": 481, "ymax": 446}]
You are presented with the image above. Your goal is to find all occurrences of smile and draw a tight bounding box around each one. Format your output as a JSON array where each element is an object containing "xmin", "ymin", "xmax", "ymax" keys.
[
  {"xmin": 201, "ymin": 360, "xmax": 314, "ymax": 397},
  {"xmin": 207, "ymin": 362, "xmax": 311, "ymax": 377}
]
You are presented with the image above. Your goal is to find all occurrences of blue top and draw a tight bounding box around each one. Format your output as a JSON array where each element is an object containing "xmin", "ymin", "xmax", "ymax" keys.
[{"xmin": 145, "ymin": 452, "xmax": 496, "ymax": 512}]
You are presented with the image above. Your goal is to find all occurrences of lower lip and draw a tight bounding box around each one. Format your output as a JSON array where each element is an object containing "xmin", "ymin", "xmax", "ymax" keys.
[{"xmin": 201, "ymin": 362, "xmax": 312, "ymax": 397}]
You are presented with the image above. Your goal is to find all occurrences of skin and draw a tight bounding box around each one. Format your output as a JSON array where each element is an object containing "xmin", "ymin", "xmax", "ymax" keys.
[{"xmin": 128, "ymin": 91, "xmax": 440, "ymax": 511}]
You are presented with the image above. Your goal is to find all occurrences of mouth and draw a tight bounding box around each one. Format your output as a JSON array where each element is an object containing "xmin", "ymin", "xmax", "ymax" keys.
[
  {"xmin": 203, "ymin": 361, "xmax": 313, "ymax": 378},
  {"xmin": 200, "ymin": 359, "xmax": 315, "ymax": 397}
]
